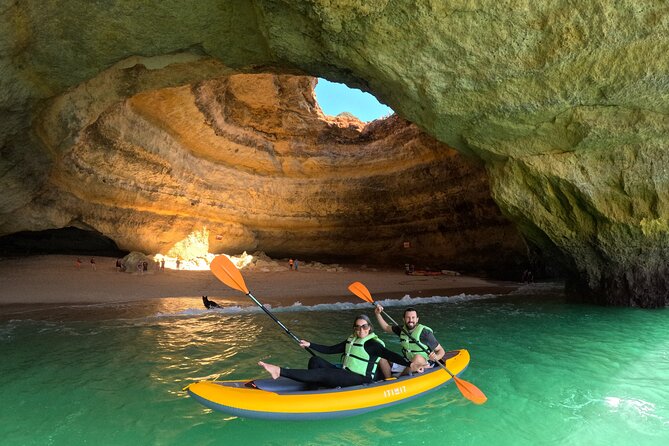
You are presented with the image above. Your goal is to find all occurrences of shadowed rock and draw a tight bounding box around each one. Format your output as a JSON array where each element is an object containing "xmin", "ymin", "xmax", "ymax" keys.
[
  {"xmin": 7, "ymin": 70, "xmax": 526, "ymax": 276},
  {"xmin": 2, "ymin": 1, "xmax": 668, "ymax": 306}
]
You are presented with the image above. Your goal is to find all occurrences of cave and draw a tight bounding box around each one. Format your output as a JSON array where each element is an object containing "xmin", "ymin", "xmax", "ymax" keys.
[
  {"xmin": 1, "ymin": 2, "xmax": 668, "ymax": 306},
  {"xmin": 0, "ymin": 227, "xmax": 127, "ymax": 257}
]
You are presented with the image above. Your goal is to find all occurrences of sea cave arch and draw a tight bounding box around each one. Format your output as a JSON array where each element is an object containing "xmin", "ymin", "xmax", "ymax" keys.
[
  {"xmin": 2, "ymin": 1, "xmax": 669, "ymax": 307},
  {"xmin": 23, "ymin": 59, "xmax": 528, "ymax": 278}
]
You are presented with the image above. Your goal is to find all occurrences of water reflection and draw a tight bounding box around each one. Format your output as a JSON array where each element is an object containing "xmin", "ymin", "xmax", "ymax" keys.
[
  {"xmin": 147, "ymin": 313, "xmax": 264, "ymax": 386},
  {"xmin": 0, "ymin": 296, "xmax": 244, "ymax": 322},
  {"xmin": 2, "ymin": 293, "xmax": 668, "ymax": 445}
]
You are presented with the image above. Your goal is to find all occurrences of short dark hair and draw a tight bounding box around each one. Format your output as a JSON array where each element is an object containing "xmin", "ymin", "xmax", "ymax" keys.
[{"xmin": 403, "ymin": 307, "xmax": 418, "ymax": 317}]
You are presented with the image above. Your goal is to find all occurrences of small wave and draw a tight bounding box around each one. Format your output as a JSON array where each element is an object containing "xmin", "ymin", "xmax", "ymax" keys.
[
  {"xmin": 0, "ymin": 320, "xmax": 18, "ymax": 341},
  {"xmin": 508, "ymin": 281, "xmax": 564, "ymax": 295},
  {"xmin": 153, "ymin": 292, "xmax": 502, "ymax": 318}
]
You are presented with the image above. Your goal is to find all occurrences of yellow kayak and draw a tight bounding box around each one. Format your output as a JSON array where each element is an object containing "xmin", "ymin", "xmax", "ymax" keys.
[{"xmin": 185, "ymin": 349, "xmax": 470, "ymax": 420}]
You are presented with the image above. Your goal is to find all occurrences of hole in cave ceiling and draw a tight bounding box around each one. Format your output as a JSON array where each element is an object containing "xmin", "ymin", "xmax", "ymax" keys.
[{"xmin": 314, "ymin": 78, "xmax": 393, "ymax": 122}]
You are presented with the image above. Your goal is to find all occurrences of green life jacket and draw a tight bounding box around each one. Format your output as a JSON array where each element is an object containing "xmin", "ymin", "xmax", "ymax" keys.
[
  {"xmin": 342, "ymin": 333, "xmax": 385, "ymax": 379},
  {"xmin": 400, "ymin": 324, "xmax": 431, "ymax": 361}
]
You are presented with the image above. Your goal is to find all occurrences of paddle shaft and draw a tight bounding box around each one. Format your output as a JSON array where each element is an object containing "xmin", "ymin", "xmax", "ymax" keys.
[
  {"xmin": 246, "ymin": 292, "xmax": 317, "ymax": 357},
  {"xmin": 377, "ymin": 306, "xmax": 458, "ymax": 379}
]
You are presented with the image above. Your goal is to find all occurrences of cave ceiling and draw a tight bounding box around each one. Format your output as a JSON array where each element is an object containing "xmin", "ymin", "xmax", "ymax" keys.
[{"xmin": 1, "ymin": 1, "xmax": 668, "ymax": 307}]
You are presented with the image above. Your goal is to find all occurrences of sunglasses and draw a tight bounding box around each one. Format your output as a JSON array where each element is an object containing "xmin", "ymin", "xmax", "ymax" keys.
[{"xmin": 353, "ymin": 323, "xmax": 370, "ymax": 330}]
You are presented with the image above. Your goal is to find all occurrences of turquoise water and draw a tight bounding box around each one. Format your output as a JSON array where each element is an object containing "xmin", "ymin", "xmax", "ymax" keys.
[{"xmin": 1, "ymin": 285, "xmax": 668, "ymax": 445}]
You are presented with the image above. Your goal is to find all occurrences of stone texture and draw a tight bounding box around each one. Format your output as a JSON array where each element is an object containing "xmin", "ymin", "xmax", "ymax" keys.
[
  {"xmin": 2, "ymin": 1, "xmax": 668, "ymax": 306},
  {"xmin": 4, "ymin": 68, "xmax": 525, "ymax": 275}
]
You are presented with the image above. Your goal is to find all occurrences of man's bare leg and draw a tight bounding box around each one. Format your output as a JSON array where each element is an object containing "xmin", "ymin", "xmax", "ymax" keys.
[
  {"xmin": 378, "ymin": 358, "xmax": 391, "ymax": 379},
  {"xmin": 400, "ymin": 355, "xmax": 427, "ymax": 376}
]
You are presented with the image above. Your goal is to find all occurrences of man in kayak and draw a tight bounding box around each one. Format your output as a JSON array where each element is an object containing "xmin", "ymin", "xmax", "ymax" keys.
[
  {"xmin": 374, "ymin": 305, "xmax": 446, "ymax": 377},
  {"xmin": 258, "ymin": 315, "xmax": 425, "ymax": 388}
]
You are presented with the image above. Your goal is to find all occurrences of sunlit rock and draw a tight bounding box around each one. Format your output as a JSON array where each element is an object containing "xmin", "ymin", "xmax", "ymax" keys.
[
  {"xmin": 3, "ymin": 68, "xmax": 525, "ymax": 278},
  {"xmin": 3, "ymin": 1, "xmax": 668, "ymax": 305}
]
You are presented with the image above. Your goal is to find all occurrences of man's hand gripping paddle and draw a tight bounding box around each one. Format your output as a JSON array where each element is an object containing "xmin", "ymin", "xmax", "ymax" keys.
[{"xmin": 347, "ymin": 281, "xmax": 487, "ymax": 405}]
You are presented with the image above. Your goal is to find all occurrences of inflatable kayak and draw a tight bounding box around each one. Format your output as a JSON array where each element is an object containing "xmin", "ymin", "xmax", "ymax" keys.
[{"xmin": 185, "ymin": 349, "xmax": 470, "ymax": 420}]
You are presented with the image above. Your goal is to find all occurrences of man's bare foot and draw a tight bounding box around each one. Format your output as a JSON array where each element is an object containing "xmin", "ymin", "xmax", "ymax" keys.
[{"xmin": 258, "ymin": 361, "xmax": 280, "ymax": 379}]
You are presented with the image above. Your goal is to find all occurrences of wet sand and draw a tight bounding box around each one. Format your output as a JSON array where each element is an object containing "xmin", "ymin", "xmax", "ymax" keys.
[{"xmin": 0, "ymin": 255, "xmax": 520, "ymax": 307}]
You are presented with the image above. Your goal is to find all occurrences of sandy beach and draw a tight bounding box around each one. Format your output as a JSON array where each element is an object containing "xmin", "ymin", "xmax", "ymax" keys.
[{"xmin": 0, "ymin": 255, "xmax": 519, "ymax": 307}]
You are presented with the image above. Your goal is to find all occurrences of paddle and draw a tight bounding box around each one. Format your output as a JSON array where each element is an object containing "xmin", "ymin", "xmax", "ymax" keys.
[
  {"xmin": 210, "ymin": 255, "xmax": 317, "ymax": 357},
  {"xmin": 347, "ymin": 281, "xmax": 487, "ymax": 405}
]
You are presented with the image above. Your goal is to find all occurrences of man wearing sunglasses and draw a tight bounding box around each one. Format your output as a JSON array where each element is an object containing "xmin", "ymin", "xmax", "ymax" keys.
[
  {"xmin": 374, "ymin": 305, "xmax": 446, "ymax": 377},
  {"xmin": 258, "ymin": 314, "xmax": 425, "ymax": 388}
]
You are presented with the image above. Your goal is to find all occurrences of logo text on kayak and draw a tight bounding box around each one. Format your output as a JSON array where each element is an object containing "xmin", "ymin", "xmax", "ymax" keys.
[{"xmin": 383, "ymin": 386, "xmax": 407, "ymax": 398}]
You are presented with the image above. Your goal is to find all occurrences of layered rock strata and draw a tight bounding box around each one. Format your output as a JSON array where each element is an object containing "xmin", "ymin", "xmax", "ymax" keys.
[
  {"xmin": 11, "ymin": 70, "xmax": 525, "ymax": 275},
  {"xmin": 2, "ymin": 1, "xmax": 667, "ymax": 306}
]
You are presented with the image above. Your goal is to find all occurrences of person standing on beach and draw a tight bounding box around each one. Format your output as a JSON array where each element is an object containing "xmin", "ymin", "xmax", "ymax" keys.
[
  {"xmin": 288, "ymin": 258, "xmax": 294, "ymax": 270},
  {"xmin": 258, "ymin": 315, "xmax": 424, "ymax": 388},
  {"xmin": 294, "ymin": 259, "xmax": 299, "ymax": 271},
  {"xmin": 75, "ymin": 258, "xmax": 82, "ymax": 269},
  {"xmin": 90, "ymin": 258, "xmax": 96, "ymax": 271},
  {"xmin": 374, "ymin": 306, "xmax": 446, "ymax": 377}
]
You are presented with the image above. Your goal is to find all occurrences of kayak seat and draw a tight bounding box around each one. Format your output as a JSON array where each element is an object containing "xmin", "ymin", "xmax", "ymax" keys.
[{"xmin": 249, "ymin": 377, "xmax": 313, "ymax": 392}]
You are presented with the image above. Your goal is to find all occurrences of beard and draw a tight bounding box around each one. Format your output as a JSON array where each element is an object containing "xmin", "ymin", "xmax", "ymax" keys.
[{"xmin": 406, "ymin": 321, "xmax": 416, "ymax": 330}]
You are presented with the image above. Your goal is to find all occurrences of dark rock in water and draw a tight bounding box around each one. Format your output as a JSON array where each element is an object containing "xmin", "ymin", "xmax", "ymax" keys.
[{"xmin": 566, "ymin": 265, "xmax": 669, "ymax": 309}]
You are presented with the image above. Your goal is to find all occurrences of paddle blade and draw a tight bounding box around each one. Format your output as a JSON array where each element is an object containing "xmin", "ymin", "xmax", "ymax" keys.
[
  {"xmin": 210, "ymin": 255, "xmax": 249, "ymax": 294},
  {"xmin": 348, "ymin": 281, "xmax": 373, "ymax": 303},
  {"xmin": 453, "ymin": 375, "xmax": 487, "ymax": 405}
]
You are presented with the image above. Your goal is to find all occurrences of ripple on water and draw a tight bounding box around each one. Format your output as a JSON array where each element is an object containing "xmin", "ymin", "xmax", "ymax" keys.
[{"xmin": 0, "ymin": 292, "xmax": 668, "ymax": 445}]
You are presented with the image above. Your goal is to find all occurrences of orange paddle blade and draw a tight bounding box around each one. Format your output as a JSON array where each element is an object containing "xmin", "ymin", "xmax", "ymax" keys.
[
  {"xmin": 348, "ymin": 281, "xmax": 373, "ymax": 303},
  {"xmin": 453, "ymin": 376, "xmax": 487, "ymax": 405},
  {"xmin": 210, "ymin": 255, "xmax": 249, "ymax": 294}
]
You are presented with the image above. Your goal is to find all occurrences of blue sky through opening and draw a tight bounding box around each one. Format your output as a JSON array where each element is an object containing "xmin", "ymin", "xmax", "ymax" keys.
[{"xmin": 314, "ymin": 79, "xmax": 393, "ymax": 122}]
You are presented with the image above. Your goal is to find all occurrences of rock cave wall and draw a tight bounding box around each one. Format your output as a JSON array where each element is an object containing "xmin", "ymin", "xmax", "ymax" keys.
[
  {"xmin": 16, "ymin": 68, "xmax": 527, "ymax": 275},
  {"xmin": 2, "ymin": 1, "xmax": 668, "ymax": 306}
]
